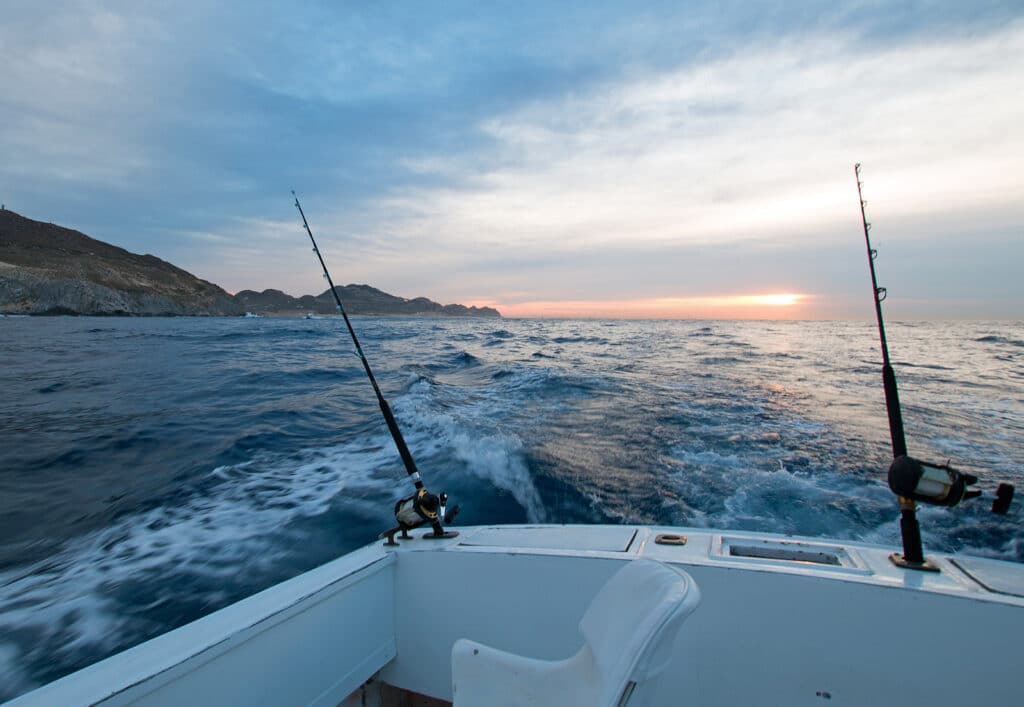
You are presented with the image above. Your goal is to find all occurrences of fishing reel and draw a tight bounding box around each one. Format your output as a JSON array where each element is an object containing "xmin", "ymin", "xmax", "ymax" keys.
[
  {"xmin": 381, "ymin": 488, "xmax": 461, "ymax": 546},
  {"xmin": 888, "ymin": 455, "xmax": 1014, "ymax": 513},
  {"xmin": 887, "ymin": 455, "xmax": 1013, "ymax": 572}
]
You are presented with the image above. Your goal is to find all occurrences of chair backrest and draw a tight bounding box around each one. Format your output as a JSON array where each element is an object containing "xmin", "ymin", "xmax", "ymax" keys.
[{"xmin": 579, "ymin": 559, "xmax": 701, "ymax": 702}]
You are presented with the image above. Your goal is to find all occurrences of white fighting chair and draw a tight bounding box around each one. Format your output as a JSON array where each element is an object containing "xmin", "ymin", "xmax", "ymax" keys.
[{"xmin": 451, "ymin": 559, "xmax": 701, "ymax": 707}]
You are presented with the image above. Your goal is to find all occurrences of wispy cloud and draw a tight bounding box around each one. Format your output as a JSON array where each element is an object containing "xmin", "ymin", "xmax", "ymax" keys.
[
  {"xmin": 2, "ymin": 3, "xmax": 1021, "ymax": 317},
  {"xmin": 318, "ymin": 21, "xmax": 1024, "ymax": 315},
  {"xmin": 375, "ymin": 24, "xmax": 1023, "ymax": 247}
]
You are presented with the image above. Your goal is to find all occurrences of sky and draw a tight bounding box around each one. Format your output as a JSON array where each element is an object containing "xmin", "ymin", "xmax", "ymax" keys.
[{"xmin": 1, "ymin": 1, "xmax": 1022, "ymax": 319}]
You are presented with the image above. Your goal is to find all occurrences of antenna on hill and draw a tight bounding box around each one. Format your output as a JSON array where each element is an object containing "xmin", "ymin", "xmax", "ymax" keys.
[
  {"xmin": 292, "ymin": 191, "xmax": 458, "ymax": 544},
  {"xmin": 853, "ymin": 164, "xmax": 1012, "ymax": 571}
]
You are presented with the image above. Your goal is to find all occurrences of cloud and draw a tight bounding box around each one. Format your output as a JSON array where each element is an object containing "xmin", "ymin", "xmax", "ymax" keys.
[
  {"xmin": 0, "ymin": 3, "xmax": 177, "ymax": 188},
  {"xmin": 383, "ymin": 23, "xmax": 1023, "ymax": 246},
  {"xmin": 2, "ymin": 3, "xmax": 1021, "ymax": 317},
  {"xmin": 314, "ymin": 20, "xmax": 1023, "ymax": 315}
]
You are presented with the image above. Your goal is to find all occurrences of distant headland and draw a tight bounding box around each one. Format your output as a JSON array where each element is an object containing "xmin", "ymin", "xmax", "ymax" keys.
[{"xmin": 0, "ymin": 209, "xmax": 500, "ymax": 318}]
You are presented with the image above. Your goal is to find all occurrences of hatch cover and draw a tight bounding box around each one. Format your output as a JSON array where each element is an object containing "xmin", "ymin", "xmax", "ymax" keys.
[
  {"xmin": 459, "ymin": 526, "xmax": 638, "ymax": 552},
  {"xmin": 952, "ymin": 557, "xmax": 1024, "ymax": 598}
]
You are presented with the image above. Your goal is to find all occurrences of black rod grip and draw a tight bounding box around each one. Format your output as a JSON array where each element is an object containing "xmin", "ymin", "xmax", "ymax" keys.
[{"xmin": 882, "ymin": 365, "xmax": 907, "ymax": 459}]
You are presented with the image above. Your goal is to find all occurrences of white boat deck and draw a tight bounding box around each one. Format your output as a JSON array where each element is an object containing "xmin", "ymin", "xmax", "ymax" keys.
[{"xmin": 8, "ymin": 525, "xmax": 1024, "ymax": 706}]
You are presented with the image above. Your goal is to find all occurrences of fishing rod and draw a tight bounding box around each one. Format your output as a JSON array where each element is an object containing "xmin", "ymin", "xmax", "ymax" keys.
[
  {"xmin": 855, "ymin": 164, "xmax": 907, "ymax": 460},
  {"xmin": 293, "ymin": 191, "xmax": 457, "ymax": 543},
  {"xmin": 853, "ymin": 164, "xmax": 1012, "ymax": 570}
]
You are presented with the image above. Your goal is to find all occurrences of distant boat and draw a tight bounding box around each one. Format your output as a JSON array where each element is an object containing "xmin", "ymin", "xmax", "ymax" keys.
[{"xmin": 243, "ymin": 312, "xmax": 263, "ymax": 318}]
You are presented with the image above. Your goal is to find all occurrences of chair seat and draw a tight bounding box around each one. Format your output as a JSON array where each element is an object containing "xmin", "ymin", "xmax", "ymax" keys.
[
  {"xmin": 452, "ymin": 640, "xmax": 601, "ymax": 707},
  {"xmin": 451, "ymin": 559, "xmax": 700, "ymax": 707}
]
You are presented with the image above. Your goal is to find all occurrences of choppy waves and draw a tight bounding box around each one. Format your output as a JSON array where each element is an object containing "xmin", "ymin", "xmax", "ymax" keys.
[{"xmin": 0, "ymin": 316, "xmax": 1022, "ymax": 698}]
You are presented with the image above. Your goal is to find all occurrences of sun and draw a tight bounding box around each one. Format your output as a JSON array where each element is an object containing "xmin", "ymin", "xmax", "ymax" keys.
[{"xmin": 742, "ymin": 294, "xmax": 803, "ymax": 306}]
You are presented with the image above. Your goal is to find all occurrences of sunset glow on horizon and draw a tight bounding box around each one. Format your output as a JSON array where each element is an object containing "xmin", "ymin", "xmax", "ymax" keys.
[{"xmin": 472, "ymin": 293, "xmax": 810, "ymax": 319}]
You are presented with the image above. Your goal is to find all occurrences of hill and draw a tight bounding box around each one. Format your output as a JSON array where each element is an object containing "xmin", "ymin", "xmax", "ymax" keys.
[
  {"xmin": 234, "ymin": 286, "xmax": 500, "ymax": 317},
  {"xmin": 0, "ymin": 209, "xmax": 500, "ymax": 317},
  {"xmin": 0, "ymin": 209, "xmax": 242, "ymax": 315}
]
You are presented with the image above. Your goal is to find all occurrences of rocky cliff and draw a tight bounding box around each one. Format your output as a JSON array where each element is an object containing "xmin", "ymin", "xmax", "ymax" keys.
[
  {"xmin": 0, "ymin": 209, "xmax": 242, "ymax": 315},
  {"xmin": 0, "ymin": 210, "xmax": 501, "ymax": 317}
]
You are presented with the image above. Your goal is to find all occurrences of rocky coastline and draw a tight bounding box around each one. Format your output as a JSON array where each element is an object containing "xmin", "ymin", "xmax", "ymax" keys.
[{"xmin": 0, "ymin": 209, "xmax": 500, "ymax": 318}]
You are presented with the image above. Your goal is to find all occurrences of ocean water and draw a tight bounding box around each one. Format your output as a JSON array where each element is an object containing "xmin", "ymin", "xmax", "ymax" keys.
[{"xmin": 0, "ymin": 316, "xmax": 1022, "ymax": 698}]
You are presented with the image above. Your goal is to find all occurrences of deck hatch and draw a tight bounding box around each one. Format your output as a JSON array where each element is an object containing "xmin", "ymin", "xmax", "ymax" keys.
[
  {"xmin": 729, "ymin": 544, "xmax": 841, "ymax": 565},
  {"xmin": 951, "ymin": 557, "xmax": 1024, "ymax": 598},
  {"xmin": 715, "ymin": 536, "xmax": 865, "ymax": 570}
]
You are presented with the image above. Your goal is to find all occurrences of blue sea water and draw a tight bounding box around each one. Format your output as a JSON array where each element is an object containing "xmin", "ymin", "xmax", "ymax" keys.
[{"xmin": 0, "ymin": 316, "xmax": 1022, "ymax": 698}]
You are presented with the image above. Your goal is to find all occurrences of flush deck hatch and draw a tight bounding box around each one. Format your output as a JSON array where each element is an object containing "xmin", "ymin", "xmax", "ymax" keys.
[
  {"xmin": 952, "ymin": 557, "xmax": 1024, "ymax": 598},
  {"xmin": 715, "ymin": 536, "xmax": 864, "ymax": 570},
  {"xmin": 459, "ymin": 525, "xmax": 638, "ymax": 552}
]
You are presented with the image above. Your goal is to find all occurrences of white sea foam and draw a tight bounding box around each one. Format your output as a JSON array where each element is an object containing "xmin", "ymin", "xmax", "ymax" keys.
[
  {"xmin": 0, "ymin": 436, "xmax": 403, "ymax": 701},
  {"xmin": 0, "ymin": 366, "xmax": 553, "ymax": 701},
  {"xmin": 392, "ymin": 374, "xmax": 546, "ymax": 522},
  {"xmin": 669, "ymin": 441, "xmax": 894, "ymax": 540},
  {"xmin": 449, "ymin": 428, "xmax": 545, "ymax": 522}
]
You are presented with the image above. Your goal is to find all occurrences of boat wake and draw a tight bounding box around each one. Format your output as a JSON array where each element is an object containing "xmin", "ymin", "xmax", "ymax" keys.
[
  {"xmin": 1, "ymin": 317, "xmax": 1021, "ymax": 701},
  {"xmin": 0, "ymin": 378, "xmax": 543, "ymax": 700}
]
